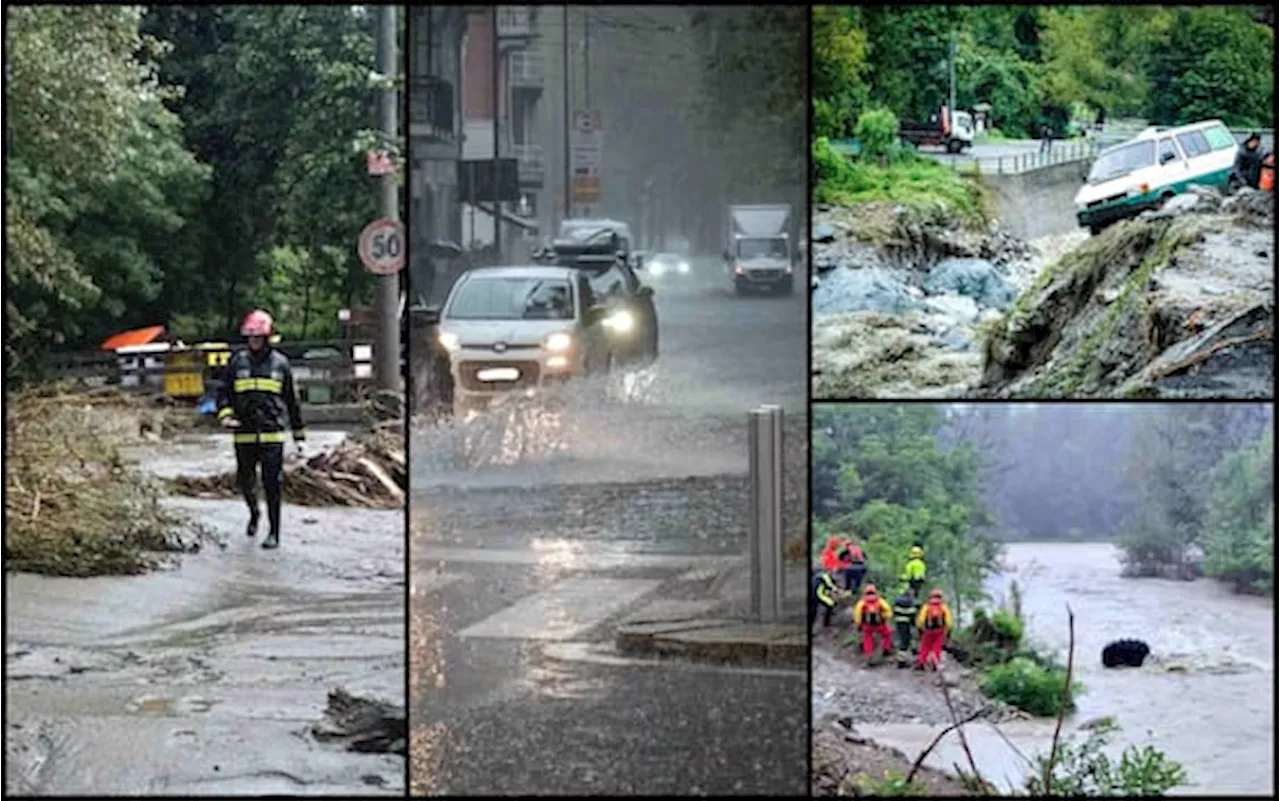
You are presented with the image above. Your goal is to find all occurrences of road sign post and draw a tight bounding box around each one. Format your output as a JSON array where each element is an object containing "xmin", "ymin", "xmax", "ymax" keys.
[
  {"xmin": 571, "ymin": 108, "xmax": 602, "ymax": 207},
  {"xmin": 359, "ymin": 217, "xmax": 406, "ymax": 276}
]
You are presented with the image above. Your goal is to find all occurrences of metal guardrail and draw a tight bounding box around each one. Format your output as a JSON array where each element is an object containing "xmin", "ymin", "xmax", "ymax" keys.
[
  {"xmin": 748, "ymin": 404, "xmax": 785, "ymax": 623},
  {"xmin": 944, "ymin": 139, "xmax": 1102, "ymax": 175},
  {"xmin": 47, "ymin": 340, "xmax": 394, "ymax": 406}
]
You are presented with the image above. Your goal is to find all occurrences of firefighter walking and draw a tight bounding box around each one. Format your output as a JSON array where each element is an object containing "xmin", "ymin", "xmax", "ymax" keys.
[{"xmin": 216, "ymin": 310, "xmax": 306, "ymax": 549}]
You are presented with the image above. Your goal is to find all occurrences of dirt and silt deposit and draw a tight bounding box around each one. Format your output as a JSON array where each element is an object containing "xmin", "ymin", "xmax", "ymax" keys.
[
  {"xmin": 812, "ymin": 187, "xmax": 1274, "ymax": 399},
  {"xmin": 5, "ymin": 391, "xmax": 406, "ymax": 795}
]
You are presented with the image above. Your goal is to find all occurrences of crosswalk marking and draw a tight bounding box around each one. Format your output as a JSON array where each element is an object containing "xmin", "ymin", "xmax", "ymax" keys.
[
  {"xmin": 456, "ymin": 577, "xmax": 663, "ymax": 641},
  {"xmin": 416, "ymin": 545, "xmax": 725, "ymax": 572}
]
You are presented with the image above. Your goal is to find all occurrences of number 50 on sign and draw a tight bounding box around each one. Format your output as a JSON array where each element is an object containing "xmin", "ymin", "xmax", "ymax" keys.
[{"xmin": 358, "ymin": 218, "xmax": 405, "ymax": 275}]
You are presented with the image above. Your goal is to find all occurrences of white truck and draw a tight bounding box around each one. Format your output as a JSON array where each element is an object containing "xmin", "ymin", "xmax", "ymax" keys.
[{"xmin": 722, "ymin": 203, "xmax": 795, "ymax": 296}]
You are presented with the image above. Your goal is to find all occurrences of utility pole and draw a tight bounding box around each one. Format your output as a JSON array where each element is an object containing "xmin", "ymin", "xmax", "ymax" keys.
[
  {"xmin": 948, "ymin": 30, "xmax": 957, "ymax": 119},
  {"xmin": 492, "ymin": 6, "xmax": 501, "ymax": 262},
  {"xmin": 562, "ymin": 6, "xmax": 571, "ymax": 221},
  {"xmin": 375, "ymin": 4, "xmax": 400, "ymax": 391}
]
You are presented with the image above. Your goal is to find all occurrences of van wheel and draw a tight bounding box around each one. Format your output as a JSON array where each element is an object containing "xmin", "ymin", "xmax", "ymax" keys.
[
  {"xmin": 1088, "ymin": 224, "xmax": 1102, "ymax": 236},
  {"xmin": 946, "ymin": 139, "xmax": 963, "ymax": 154}
]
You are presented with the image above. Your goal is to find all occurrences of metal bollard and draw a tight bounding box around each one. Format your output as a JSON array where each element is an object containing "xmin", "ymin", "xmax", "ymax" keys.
[{"xmin": 748, "ymin": 404, "xmax": 785, "ymax": 622}]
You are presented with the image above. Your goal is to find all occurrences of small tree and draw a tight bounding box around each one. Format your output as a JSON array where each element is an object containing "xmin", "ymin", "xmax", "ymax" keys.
[{"xmin": 854, "ymin": 107, "xmax": 901, "ymax": 163}]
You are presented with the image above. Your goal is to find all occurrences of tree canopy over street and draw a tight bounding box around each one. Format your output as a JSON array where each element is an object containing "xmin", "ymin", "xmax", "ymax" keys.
[{"xmin": 6, "ymin": 5, "xmax": 391, "ymax": 380}]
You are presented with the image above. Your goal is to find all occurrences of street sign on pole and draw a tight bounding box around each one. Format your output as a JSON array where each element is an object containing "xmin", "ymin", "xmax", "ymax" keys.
[
  {"xmin": 573, "ymin": 109, "xmax": 600, "ymax": 133},
  {"xmin": 571, "ymin": 109, "xmax": 602, "ymax": 205},
  {"xmin": 358, "ymin": 217, "xmax": 405, "ymax": 275},
  {"xmin": 367, "ymin": 150, "xmax": 396, "ymax": 176}
]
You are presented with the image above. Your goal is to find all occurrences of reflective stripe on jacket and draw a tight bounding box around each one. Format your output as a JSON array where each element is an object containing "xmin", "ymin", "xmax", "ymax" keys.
[{"xmin": 216, "ymin": 347, "xmax": 306, "ymax": 443}]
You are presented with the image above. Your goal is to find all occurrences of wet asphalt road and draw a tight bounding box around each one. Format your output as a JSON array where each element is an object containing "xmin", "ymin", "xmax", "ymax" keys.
[
  {"xmin": 5, "ymin": 437, "xmax": 405, "ymax": 796},
  {"xmin": 409, "ymin": 262, "xmax": 809, "ymax": 795}
]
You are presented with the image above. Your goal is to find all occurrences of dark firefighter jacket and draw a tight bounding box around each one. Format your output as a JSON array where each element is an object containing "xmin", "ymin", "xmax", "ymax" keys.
[
  {"xmin": 1235, "ymin": 143, "xmax": 1267, "ymax": 189},
  {"xmin": 216, "ymin": 347, "xmax": 306, "ymax": 445}
]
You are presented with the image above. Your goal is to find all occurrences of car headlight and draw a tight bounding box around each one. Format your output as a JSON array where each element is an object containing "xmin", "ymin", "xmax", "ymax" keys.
[
  {"xmin": 677, "ymin": 261, "xmax": 690, "ymax": 274},
  {"xmin": 650, "ymin": 262, "xmax": 666, "ymax": 276},
  {"xmin": 604, "ymin": 309, "xmax": 634, "ymax": 334},
  {"xmin": 438, "ymin": 331, "xmax": 459, "ymax": 351},
  {"xmin": 544, "ymin": 332, "xmax": 573, "ymax": 352}
]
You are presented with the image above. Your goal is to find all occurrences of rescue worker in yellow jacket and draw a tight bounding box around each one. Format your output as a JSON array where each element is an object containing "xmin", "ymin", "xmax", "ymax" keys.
[
  {"xmin": 901, "ymin": 545, "xmax": 928, "ymax": 599},
  {"xmin": 809, "ymin": 569, "xmax": 849, "ymax": 632},
  {"xmin": 852, "ymin": 584, "xmax": 894, "ymax": 662},
  {"xmin": 915, "ymin": 588, "xmax": 954, "ymax": 671}
]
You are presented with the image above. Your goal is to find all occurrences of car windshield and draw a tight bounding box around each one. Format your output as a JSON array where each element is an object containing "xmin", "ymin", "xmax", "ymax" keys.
[
  {"xmin": 736, "ymin": 238, "xmax": 787, "ymax": 259},
  {"xmin": 447, "ymin": 277, "xmax": 574, "ymax": 321},
  {"xmin": 1088, "ymin": 141, "xmax": 1155, "ymax": 183}
]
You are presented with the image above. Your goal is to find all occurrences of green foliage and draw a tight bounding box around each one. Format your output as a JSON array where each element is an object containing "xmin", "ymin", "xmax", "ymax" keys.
[
  {"xmin": 812, "ymin": 139, "xmax": 987, "ymax": 226},
  {"xmin": 811, "ymin": 5, "xmax": 1273, "ymax": 151},
  {"xmin": 1025, "ymin": 719, "xmax": 1188, "ymax": 796},
  {"xmin": 857, "ymin": 771, "xmax": 916, "ymax": 796},
  {"xmin": 853, "ymin": 108, "xmax": 900, "ymax": 160},
  {"xmin": 812, "ymin": 405, "xmax": 1001, "ymax": 619},
  {"xmin": 812, "ymin": 6, "xmax": 870, "ymax": 138},
  {"xmin": 1202, "ymin": 428, "xmax": 1275, "ymax": 594},
  {"xmin": 1117, "ymin": 405, "xmax": 1271, "ymax": 579},
  {"xmin": 1148, "ymin": 7, "xmax": 1275, "ymax": 128},
  {"xmin": 5, "ymin": 6, "xmax": 210, "ymax": 379},
  {"xmin": 979, "ymin": 656, "xmax": 1081, "ymax": 717},
  {"xmin": 6, "ymin": 5, "xmax": 387, "ymax": 382}
]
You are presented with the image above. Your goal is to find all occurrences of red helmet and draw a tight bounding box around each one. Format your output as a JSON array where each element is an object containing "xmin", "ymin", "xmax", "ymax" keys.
[{"xmin": 240, "ymin": 309, "xmax": 274, "ymax": 337}]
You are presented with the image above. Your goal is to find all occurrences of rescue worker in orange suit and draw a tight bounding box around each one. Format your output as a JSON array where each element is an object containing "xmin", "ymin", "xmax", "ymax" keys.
[
  {"xmin": 216, "ymin": 310, "xmax": 306, "ymax": 549},
  {"xmin": 915, "ymin": 588, "xmax": 955, "ymax": 671},
  {"xmin": 840, "ymin": 539, "xmax": 868, "ymax": 594},
  {"xmin": 820, "ymin": 535, "xmax": 849, "ymax": 575},
  {"xmin": 852, "ymin": 584, "xmax": 894, "ymax": 663}
]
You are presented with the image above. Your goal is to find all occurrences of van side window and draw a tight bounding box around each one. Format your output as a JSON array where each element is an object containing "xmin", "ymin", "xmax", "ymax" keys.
[
  {"xmin": 1176, "ymin": 131, "xmax": 1211, "ymax": 158},
  {"xmin": 1203, "ymin": 126, "xmax": 1236, "ymax": 151},
  {"xmin": 1158, "ymin": 137, "xmax": 1180, "ymax": 163}
]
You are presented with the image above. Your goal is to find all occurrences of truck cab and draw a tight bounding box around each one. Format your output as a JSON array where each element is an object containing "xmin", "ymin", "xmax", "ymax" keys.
[{"xmin": 724, "ymin": 204, "xmax": 795, "ymax": 296}]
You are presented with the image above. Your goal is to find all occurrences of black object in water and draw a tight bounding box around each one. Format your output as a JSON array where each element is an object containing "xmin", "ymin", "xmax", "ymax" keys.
[{"xmin": 1102, "ymin": 638, "xmax": 1151, "ymax": 668}]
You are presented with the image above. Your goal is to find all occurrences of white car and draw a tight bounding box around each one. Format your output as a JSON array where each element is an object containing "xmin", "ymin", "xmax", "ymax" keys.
[
  {"xmin": 1074, "ymin": 119, "xmax": 1239, "ymax": 235},
  {"xmin": 644, "ymin": 252, "xmax": 692, "ymax": 279},
  {"xmin": 436, "ymin": 266, "xmax": 627, "ymax": 415}
]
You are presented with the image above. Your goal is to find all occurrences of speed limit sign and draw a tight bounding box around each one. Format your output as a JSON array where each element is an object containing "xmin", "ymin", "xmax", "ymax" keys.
[{"xmin": 358, "ymin": 217, "xmax": 405, "ymax": 275}]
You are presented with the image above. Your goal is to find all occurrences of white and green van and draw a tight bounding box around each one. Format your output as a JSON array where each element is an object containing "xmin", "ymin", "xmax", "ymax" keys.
[{"xmin": 1074, "ymin": 119, "xmax": 1239, "ymax": 235}]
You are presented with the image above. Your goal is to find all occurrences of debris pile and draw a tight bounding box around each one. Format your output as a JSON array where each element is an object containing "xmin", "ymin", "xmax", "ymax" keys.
[
  {"xmin": 5, "ymin": 389, "xmax": 203, "ymax": 576},
  {"xmin": 171, "ymin": 423, "xmax": 406, "ymax": 508},
  {"xmin": 311, "ymin": 688, "xmax": 407, "ymax": 756}
]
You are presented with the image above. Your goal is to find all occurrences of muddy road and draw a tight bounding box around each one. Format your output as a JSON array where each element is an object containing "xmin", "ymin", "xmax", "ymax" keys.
[
  {"xmin": 814, "ymin": 542, "xmax": 1275, "ymax": 796},
  {"xmin": 409, "ymin": 269, "xmax": 809, "ymax": 795},
  {"xmin": 4, "ymin": 431, "xmax": 405, "ymax": 796}
]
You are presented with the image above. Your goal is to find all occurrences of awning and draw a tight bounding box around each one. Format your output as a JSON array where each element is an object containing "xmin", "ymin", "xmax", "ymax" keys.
[{"xmin": 101, "ymin": 325, "xmax": 166, "ymax": 352}]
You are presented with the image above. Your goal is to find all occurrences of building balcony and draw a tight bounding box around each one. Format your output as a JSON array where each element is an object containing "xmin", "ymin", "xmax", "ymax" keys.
[
  {"xmin": 496, "ymin": 7, "xmax": 534, "ymax": 38},
  {"xmin": 508, "ymin": 50, "xmax": 543, "ymax": 89},
  {"xmin": 511, "ymin": 143, "xmax": 544, "ymax": 186},
  {"xmin": 409, "ymin": 77, "xmax": 456, "ymax": 143}
]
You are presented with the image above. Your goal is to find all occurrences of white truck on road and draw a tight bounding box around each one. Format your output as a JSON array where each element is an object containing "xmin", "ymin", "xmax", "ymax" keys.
[{"xmin": 723, "ymin": 203, "xmax": 795, "ymax": 296}]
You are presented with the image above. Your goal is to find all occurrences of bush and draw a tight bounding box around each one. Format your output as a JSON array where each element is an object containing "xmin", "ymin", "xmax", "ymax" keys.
[
  {"xmin": 979, "ymin": 656, "xmax": 1081, "ymax": 717},
  {"xmin": 1025, "ymin": 719, "xmax": 1188, "ymax": 796},
  {"xmin": 853, "ymin": 107, "xmax": 899, "ymax": 160}
]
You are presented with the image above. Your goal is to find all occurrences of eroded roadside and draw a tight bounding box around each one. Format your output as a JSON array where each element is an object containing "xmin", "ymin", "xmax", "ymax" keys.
[{"xmin": 4, "ymin": 432, "xmax": 405, "ymax": 796}]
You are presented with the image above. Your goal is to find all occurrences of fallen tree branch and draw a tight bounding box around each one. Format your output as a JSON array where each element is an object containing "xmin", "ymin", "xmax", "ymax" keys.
[
  {"xmin": 905, "ymin": 707, "xmax": 987, "ymax": 785},
  {"xmin": 1043, "ymin": 603, "xmax": 1076, "ymax": 794},
  {"xmin": 939, "ymin": 672, "xmax": 986, "ymax": 790},
  {"xmin": 1148, "ymin": 329, "xmax": 1273, "ymax": 381}
]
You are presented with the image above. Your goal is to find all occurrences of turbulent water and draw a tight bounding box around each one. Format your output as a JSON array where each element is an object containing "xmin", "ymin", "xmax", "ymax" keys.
[{"xmin": 858, "ymin": 542, "xmax": 1275, "ymax": 796}]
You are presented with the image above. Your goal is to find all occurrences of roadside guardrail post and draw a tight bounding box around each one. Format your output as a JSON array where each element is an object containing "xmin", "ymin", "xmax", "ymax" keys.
[{"xmin": 748, "ymin": 404, "xmax": 785, "ymax": 622}]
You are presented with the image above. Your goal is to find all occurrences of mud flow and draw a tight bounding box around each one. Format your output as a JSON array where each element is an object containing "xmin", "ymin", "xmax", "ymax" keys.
[{"xmin": 5, "ymin": 432, "xmax": 405, "ymax": 796}]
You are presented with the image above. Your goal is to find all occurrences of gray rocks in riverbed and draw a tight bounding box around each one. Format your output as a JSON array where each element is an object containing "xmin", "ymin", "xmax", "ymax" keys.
[
  {"xmin": 923, "ymin": 258, "xmax": 1018, "ymax": 310},
  {"xmin": 812, "ymin": 267, "xmax": 921, "ymax": 316}
]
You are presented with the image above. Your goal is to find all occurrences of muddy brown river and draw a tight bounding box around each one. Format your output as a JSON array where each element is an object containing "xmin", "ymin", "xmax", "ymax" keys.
[{"xmin": 857, "ymin": 542, "xmax": 1275, "ymax": 795}]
